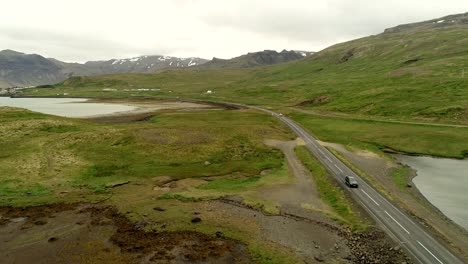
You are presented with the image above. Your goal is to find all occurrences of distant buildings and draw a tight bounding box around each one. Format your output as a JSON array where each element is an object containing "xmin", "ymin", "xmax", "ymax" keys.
[{"xmin": 0, "ymin": 88, "xmax": 17, "ymax": 95}]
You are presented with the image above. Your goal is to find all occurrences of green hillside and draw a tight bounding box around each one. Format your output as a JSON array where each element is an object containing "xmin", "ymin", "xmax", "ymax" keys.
[{"xmin": 25, "ymin": 13, "xmax": 468, "ymax": 123}]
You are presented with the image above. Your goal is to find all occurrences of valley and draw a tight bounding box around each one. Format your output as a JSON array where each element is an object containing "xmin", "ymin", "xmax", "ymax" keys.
[{"xmin": 1, "ymin": 9, "xmax": 467, "ymax": 264}]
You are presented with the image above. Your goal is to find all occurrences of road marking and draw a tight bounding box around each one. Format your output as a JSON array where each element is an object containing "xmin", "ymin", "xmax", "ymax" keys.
[
  {"xmin": 268, "ymin": 109, "xmax": 458, "ymax": 264},
  {"xmin": 325, "ymin": 156, "xmax": 333, "ymax": 162},
  {"xmin": 361, "ymin": 189, "xmax": 379, "ymax": 206},
  {"xmin": 417, "ymin": 240, "xmax": 444, "ymax": 264},
  {"xmin": 334, "ymin": 164, "xmax": 343, "ymax": 173},
  {"xmin": 384, "ymin": 210, "xmax": 410, "ymax": 234}
]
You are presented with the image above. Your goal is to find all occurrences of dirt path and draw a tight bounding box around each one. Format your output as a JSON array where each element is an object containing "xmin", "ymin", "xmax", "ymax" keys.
[
  {"xmin": 262, "ymin": 139, "xmax": 329, "ymax": 215},
  {"xmin": 203, "ymin": 200, "xmax": 350, "ymax": 262}
]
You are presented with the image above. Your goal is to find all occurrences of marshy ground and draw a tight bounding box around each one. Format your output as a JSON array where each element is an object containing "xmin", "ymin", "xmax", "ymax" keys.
[{"xmin": 0, "ymin": 100, "xmax": 412, "ymax": 263}]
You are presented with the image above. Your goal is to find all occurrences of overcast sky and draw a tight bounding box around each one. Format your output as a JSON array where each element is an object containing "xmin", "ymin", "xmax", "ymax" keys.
[{"xmin": 1, "ymin": 0, "xmax": 466, "ymax": 62}]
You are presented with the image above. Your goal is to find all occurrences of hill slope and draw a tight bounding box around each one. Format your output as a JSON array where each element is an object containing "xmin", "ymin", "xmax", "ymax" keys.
[
  {"xmin": 26, "ymin": 13, "xmax": 468, "ymax": 123},
  {"xmin": 0, "ymin": 50, "xmax": 68, "ymax": 87},
  {"xmin": 198, "ymin": 50, "xmax": 313, "ymax": 69},
  {"xmin": 0, "ymin": 51, "xmax": 208, "ymax": 87}
]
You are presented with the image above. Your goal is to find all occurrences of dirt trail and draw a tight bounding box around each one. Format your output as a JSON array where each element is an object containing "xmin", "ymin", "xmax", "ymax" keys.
[
  {"xmin": 262, "ymin": 139, "xmax": 331, "ymax": 218},
  {"xmin": 204, "ymin": 200, "xmax": 350, "ymax": 262}
]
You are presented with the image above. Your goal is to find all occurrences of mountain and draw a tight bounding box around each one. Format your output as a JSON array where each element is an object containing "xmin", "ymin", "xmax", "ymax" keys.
[
  {"xmin": 0, "ymin": 49, "xmax": 312, "ymax": 88},
  {"xmin": 198, "ymin": 50, "xmax": 314, "ymax": 69},
  {"xmin": 0, "ymin": 50, "xmax": 68, "ymax": 87},
  {"xmin": 82, "ymin": 56, "xmax": 208, "ymax": 75},
  {"xmin": 0, "ymin": 48, "xmax": 312, "ymax": 87},
  {"xmin": 44, "ymin": 13, "xmax": 468, "ymax": 123},
  {"xmin": 0, "ymin": 51, "xmax": 208, "ymax": 87}
]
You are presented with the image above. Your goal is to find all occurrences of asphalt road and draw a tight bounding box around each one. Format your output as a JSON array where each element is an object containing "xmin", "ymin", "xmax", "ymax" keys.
[{"xmin": 253, "ymin": 107, "xmax": 464, "ymax": 264}]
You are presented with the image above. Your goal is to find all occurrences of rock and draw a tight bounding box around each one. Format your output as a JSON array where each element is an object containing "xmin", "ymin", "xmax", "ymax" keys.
[
  {"xmin": 191, "ymin": 217, "xmax": 202, "ymax": 223},
  {"xmin": 153, "ymin": 207, "xmax": 165, "ymax": 211},
  {"xmin": 406, "ymin": 183, "xmax": 412, "ymax": 188},
  {"xmin": 215, "ymin": 231, "xmax": 223, "ymax": 238},
  {"xmin": 204, "ymin": 161, "xmax": 211, "ymax": 166},
  {"xmin": 34, "ymin": 220, "xmax": 47, "ymax": 225},
  {"xmin": 48, "ymin": 237, "xmax": 58, "ymax": 242},
  {"xmin": 134, "ymin": 221, "xmax": 149, "ymax": 230},
  {"xmin": 9, "ymin": 217, "xmax": 27, "ymax": 223},
  {"xmin": 152, "ymin": 186, "xmax": 171, "ymax": 192},
  {"xmin": 152, "ymin": 176, "xmax": 173, "ymax": 187},
  {"xmin": 314, "ymin": 254, "xmax": 325, "ymax": 262},
  {"xmin": 106, "ymin": 181, "xmax": 130, "ymax": 188}
]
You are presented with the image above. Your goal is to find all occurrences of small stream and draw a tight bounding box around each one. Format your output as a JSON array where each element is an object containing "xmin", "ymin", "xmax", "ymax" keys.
[
  {"xmin": 394, "ymin": 154, "xmax": 468, "ymax": 230},
  {"xmin": 0, "ymin": 97, "xmax": 137, "ymax": 117}
]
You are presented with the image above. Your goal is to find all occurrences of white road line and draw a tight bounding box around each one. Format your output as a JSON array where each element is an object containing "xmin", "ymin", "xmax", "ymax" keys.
[
  {"xmin": 334, "ymin": 164, "xmax": 343, "ymax": 173},
  {"xmin": 384, "ymin": 210, "xmax": 410, "ymax": 234},
  {"xmin": 417, "ymin": 240, "xmax": 444, "ymax": 264},
  {"xmin": 361, "ymin": 189, "xmax": 380, "ymax": 206},
  {"xmin": 325, "ymin": 156, "xmax": 333, "ymax": 162}
]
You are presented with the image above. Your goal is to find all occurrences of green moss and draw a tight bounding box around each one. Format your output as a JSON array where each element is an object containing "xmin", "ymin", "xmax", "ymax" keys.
[
  {"xmin": 198, "ymin": 176, "xmax": 261, "ymax": 191},
  {"xmin": 0, "ymin": 107, "xmax": 292, "ymax": 206},
  {"xmin": 289, "ymin": 112, "xmax": 468, "ymax": 159},
  {"xmin": 391, "ymin": 166, "xmax": 411, "ymax": 190},
  {"xmin": 40, "ymin": 124, "xmax": 80, "ymax": 133},
  {"xmin": 295, "ymin": 146, "xmax": 366, "ymax": 230},
  {"xmin": 159, "ymin": 193, "xmax": 203, "ymax": 202},
  {"xmin": 249, "ymin": 244, "xmax": 302, "ymax": 264}
]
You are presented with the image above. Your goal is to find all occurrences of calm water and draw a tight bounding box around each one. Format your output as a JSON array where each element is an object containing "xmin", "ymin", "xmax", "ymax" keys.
[
  {"xmin": 395, "ymin": 154, "xmax": 468, "ymax": 230},
  {"xmin": 0, "ymin": 97, "xmax": 137, "ymax": 117}
]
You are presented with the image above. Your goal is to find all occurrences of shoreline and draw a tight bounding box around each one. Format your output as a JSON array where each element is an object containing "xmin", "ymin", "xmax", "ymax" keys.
[{"xmin": 323, "ymin": 141, "xmax": 468, "ymax": 257}]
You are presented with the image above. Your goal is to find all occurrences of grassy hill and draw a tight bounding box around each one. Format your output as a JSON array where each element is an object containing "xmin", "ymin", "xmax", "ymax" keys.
[
  {"xmin": 25, "ymin": 13, "xmax": 468, "ymax": 123},
  {"xmin": 197, "ymin": 50, "xmax": 312, "ymax": 69}
]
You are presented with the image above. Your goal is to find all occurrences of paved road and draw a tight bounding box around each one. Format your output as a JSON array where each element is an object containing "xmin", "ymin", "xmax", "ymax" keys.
[{"xmin": 252, "ymin": 107, "xmax": 464, "ymax": 264}]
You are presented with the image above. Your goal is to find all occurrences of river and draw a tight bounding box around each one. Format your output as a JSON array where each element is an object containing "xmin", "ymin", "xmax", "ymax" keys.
[{"xmin": 394, "ymin": 154, "xmax": 468, "ymax": 230}]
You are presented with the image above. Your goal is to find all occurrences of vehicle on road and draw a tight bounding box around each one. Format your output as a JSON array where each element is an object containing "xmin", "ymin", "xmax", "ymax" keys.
[{"xmin": 345, "ymin": 176, "xmax": 358, "ymax": 188}]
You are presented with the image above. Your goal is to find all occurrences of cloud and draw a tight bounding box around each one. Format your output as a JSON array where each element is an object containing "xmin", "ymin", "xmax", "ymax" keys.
[{"xmin": 0, "ymin": 0, "xmax": 466, "ymax": 62}]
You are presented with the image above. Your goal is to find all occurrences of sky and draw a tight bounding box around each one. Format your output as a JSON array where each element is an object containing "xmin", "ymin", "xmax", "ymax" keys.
[{"xmin": 1, "ymin": 0, "xmax": 467, "ymax": 62}]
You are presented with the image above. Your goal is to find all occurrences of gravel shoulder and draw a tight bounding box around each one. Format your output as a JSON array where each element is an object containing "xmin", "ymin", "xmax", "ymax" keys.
[
  {"xmin": 262, "ymin": 139, "xmax": 329, "ymax": 214},
  {"xmin": 320, "ymin": 140, "xmax": 468, "ymax": 259}
]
